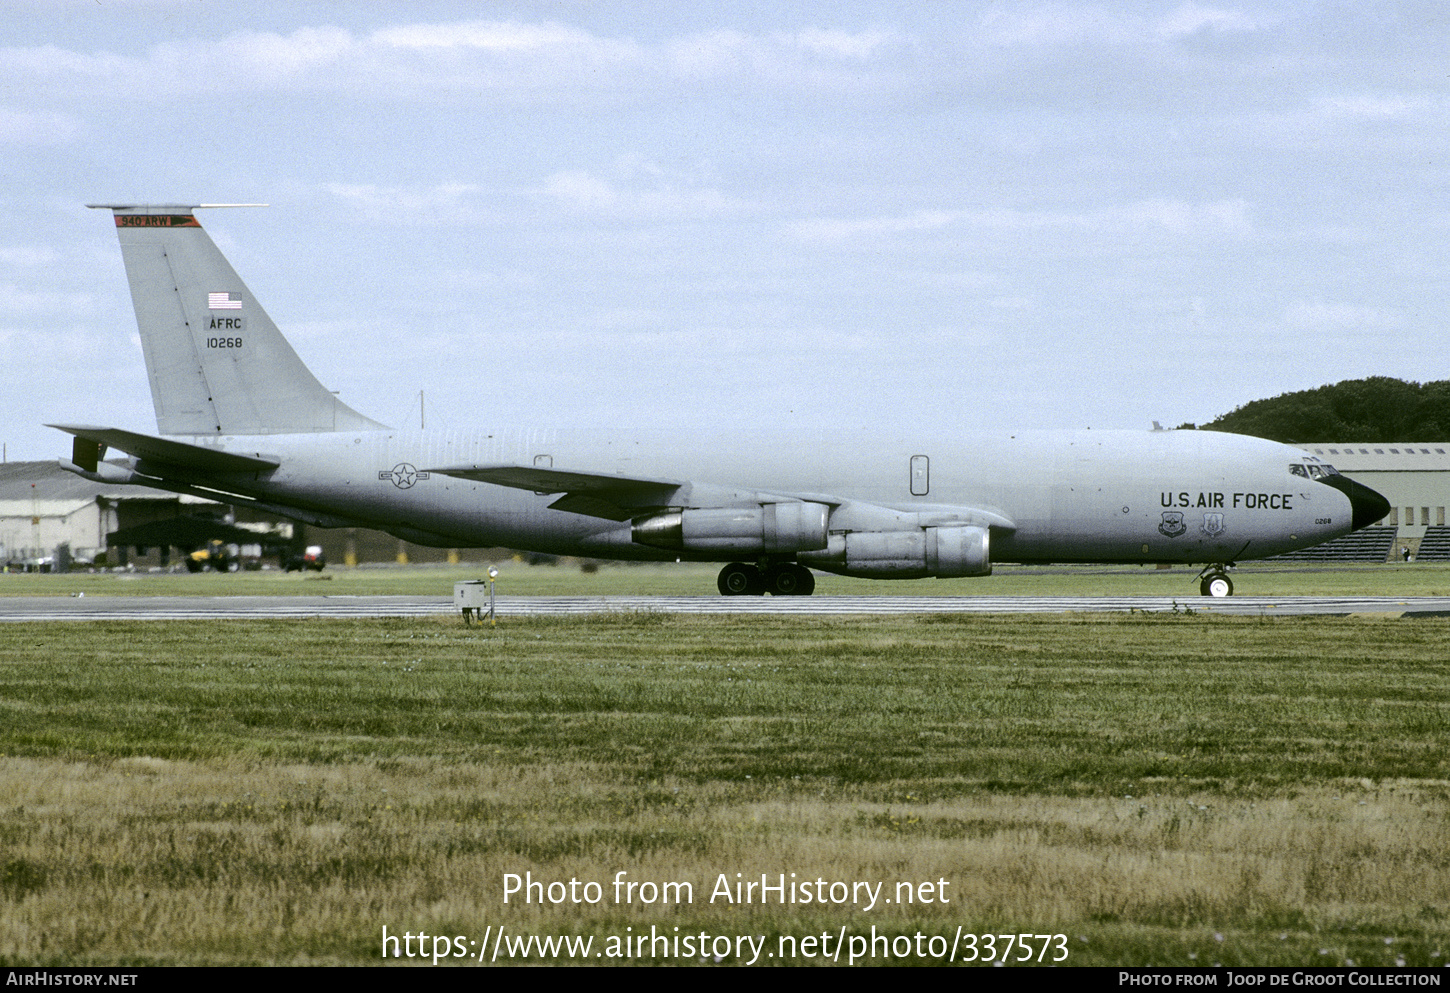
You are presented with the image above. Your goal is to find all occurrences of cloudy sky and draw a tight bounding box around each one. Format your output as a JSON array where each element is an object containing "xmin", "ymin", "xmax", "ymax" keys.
[{"xmin": 3, "ymin": 1, "xmax": 1448, "ymax": 458}]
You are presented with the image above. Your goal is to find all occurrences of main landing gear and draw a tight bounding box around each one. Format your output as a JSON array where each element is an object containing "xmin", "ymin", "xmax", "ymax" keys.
[
  {"xmin": 1197, "ymin": 565, "xmax": 1234, "ymax": 597},
  {"xmin": 717, "ymin": 561, "xmax": 816, "ymax": 596}
]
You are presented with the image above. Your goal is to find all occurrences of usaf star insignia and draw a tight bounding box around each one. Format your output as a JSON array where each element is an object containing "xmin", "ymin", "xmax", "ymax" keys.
[{"xmin": 380, "ymin": 462, "xmax": 430, "ymax": 489}]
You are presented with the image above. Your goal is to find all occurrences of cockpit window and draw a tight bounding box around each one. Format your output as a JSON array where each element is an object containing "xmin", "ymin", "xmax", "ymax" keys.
[
  {"xmin": 1307, "ymin": 465, "xmax": 1326, "ymax": 479},
  {"xmin": 1290, "ymin": 464, "xmax": 1308, "ymax": 477}
]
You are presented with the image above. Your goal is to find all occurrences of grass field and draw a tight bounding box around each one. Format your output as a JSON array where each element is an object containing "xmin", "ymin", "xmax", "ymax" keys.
[{"xmin": 1, "ymin": 592, "xmax": 1448, "ymax": 966}]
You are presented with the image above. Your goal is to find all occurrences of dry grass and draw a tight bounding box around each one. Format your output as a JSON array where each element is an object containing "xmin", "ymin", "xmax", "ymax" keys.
[{"xmin": 2, "ymin": 756, "xmax": 1445, "ymax": 966}]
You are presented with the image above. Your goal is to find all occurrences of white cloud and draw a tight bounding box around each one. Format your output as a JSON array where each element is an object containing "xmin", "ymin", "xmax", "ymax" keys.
[
  {"xmin": 374, "ymin": 20, "xmax": 603, "ymax": 52},
  {"xmin": 0, "ymin": 19, "xmax": 907, "ymax": 101},
  {"xmin": 0, "ymin": 43, "xmax": 127, "ymax": 86},
  {"xmin": 1157, "ymin": 3, "xmax": 1259, "ymax": 39},
  {"xmin": 0, "ymin": 29, "xmax": 357, "ymax": 96},
  {"xmin": 978, "ymin": 6, "xmax": 1125, "ymax": 47},
  {"xmin": 978, "ymin": 2, "xmax": 1261, "ymax": 47},
  {"xmin": 0, "ymin": 283, "xmax": 94, "ymax": 316},
  {"xmin": 789, "ymin": 200, "xmax": 1252, "ymax": 243},
  {"xmin": 322, "ymin": 169, "xmax": 747, "ymax": 225},
  {"xmin": 323, "ymin": 183, "xmax": 486, "ymax": 223},
  {"xmin": 537, "ymin": 167, "xmax": 747, "ymax": 221},
  {"xmin": 1312, "ymin": 93, "xmax": 1441, "ymax": 120},
  {"xmin": 209, "ymin": 26, "xmax": 355, "ymax": 80},
  {"xmin": 1112, "ymin": 199, "xmax": 1252, "ymax": 235},
  {"xmin": 662, "ymin": 26, "xmax": 904, "ymax": 87},
  {"xmin": 0, "ymin": 246, "xmax": 61, "ymax": 268},
  {"xmin": 777, "ymin": 27, "xmax": 900, "ymax": 60},
  {"xmin": 541, "ymin": 172, "xmax": 622, "ymax": 213},
  {"xmin": 0, "ymin": 107, "xmax": 80, "ymax": 145},
  {"xmin": 787, "ymin": 210, "xmax": 962, "ymax": 242},
  {"xmin": 1283, "ymin": 301, "xmax": 1397, "ymax": 329}
]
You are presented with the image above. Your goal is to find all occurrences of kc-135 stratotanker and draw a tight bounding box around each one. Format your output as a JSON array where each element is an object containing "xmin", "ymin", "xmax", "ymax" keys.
[{"xmin": 53, "ymin": 204, "xmax": 1390, "ymax": 597}]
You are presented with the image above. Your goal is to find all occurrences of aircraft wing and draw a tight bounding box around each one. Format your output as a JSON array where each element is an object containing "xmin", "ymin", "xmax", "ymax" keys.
[
  {"xmin": 427, "ymin": 462, "xmax": 1018, "ymax": 534},
  {"xmin": 47, "ymin": 424, "xmax": 279, "ymax": 473},
  {"xmin": 426, "ymin": 463, "xmax": 685, "ymax": 522}
]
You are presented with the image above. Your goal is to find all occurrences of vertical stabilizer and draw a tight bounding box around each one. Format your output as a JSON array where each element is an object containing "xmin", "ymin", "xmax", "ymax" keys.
[{"xmin": 89, "ymin": 203, "xmax": 384, "ymax": 436}]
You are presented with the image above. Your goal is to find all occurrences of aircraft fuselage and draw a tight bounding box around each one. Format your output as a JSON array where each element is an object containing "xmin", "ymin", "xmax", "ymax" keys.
[{"xmin": 154, "ymin": 425, "xmax": 1363, "ymax": 568}]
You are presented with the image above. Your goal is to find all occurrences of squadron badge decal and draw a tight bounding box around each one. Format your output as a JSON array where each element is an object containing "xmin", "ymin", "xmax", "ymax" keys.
[
  {"xmin": 1201, "ymin": 513, "xmax": 1226, "ymax": 538},
  {"xmin": 380, "ymin": 463, "xmax": 430, "ymax": 489},
  {"xmin": 1158, "ymin": 511, "xmax": 1187, "ymax": 538}
]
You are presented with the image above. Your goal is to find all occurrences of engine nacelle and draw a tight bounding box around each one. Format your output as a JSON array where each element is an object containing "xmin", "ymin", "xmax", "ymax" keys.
[
  {"xmin": 798, "ymin": 525, "xmax": 991, "ymax": 578},
  {"xmin": 632, "ymin": 502, "xmax": 830, "ymax": 554}
]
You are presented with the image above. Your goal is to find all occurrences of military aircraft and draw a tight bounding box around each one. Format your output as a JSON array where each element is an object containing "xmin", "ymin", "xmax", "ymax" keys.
[{"xmin": 52, "ymin": 204, "xmax": 1390, "ymax": 597}]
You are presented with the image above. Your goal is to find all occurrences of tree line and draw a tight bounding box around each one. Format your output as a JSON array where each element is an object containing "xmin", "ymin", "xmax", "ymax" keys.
[{"xmin": 1182, "ymin": 377, "xmax": 1450, "ymax": 443}]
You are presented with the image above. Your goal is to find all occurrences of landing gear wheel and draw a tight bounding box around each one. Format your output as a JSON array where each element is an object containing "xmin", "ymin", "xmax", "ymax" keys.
[
  {"xmin": 1200, "ymin": 572, "xmax": 1233, "ymax": 597},
  {"xmin": 718, "ymin": 563, "xmax": 764, "ymax": 596},
  {"xmin": 764, "ymin": 563, "xmax": 815, "ymax": 596},
  {"xmin": 790, "ymin": 565, "xmax": 815, "ymax": 597}
]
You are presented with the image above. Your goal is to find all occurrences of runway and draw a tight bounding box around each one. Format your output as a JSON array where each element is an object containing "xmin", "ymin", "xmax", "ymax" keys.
[{"xmin": 4, "ymin": 593, "xmax": 1450, "ymax": 621}]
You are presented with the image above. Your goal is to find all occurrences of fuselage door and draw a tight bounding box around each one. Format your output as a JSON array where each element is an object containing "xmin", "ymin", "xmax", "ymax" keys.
[{"xmin": 910, "ymin": 455, "xmax": 929, "ymax": 496}]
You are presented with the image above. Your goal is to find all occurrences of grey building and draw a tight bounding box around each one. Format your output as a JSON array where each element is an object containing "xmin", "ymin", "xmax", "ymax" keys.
[
  {"xmin": 0, "ymin": 460, "xmax": 486, "ymax": 569},
  {"xmin": 1299, "ymin": 443, "xmax": 1450, "ymax": 560},
  {"xmin": 0, "ymin": 460, "xmax": 214, "ymax": 568}
]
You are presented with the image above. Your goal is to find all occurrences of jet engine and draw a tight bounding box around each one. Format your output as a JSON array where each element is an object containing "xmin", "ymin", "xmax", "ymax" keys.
[
  {"xmin": 798, "ymin": 525, "xmax": 991, "ymax": 578},
  {"xmin": 632, "ymin": 502, "xmax": 830, "ymax": 553}
]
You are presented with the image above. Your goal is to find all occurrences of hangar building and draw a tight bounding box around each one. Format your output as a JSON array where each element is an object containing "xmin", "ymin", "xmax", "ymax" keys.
[
  {"xmin": 1290, "ymin": 443, "xmax": 1450, "ymax": 561},
  {"xmin": 0, "ymin": 460, "xmax": 492, "ymax": 569},
  {"xmin": 0, "ymin": 460, "xmax": 211, "ymax": 569}
]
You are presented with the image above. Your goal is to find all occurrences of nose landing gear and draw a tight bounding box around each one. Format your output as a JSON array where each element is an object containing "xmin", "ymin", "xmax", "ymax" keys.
[{"xmin": 1197, "ymin": 565, "xmax": 1234, "ymax": 597}]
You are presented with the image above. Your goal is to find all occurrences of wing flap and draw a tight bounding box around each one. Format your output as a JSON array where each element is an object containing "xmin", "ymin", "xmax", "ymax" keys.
[
  {"xmin": 429, "ymin": 463, "xmax": 679, "ymax": 494},
  {"xmin": 545, "ymin": 493, "xmax": 641, "ymax": 522},
  {"xmin": 426, "ymin": 463, "xmax": 685, "ymax": 521}
]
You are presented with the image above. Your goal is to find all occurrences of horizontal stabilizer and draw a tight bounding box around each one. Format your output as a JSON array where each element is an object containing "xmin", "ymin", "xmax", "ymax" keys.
[
  {"xmin": 427, "ymin": 463, "xmax": 683, "ymax": 521},
  {"xmin": 47, "ymin": 424, "xmax": 278, "ymax": 474}
]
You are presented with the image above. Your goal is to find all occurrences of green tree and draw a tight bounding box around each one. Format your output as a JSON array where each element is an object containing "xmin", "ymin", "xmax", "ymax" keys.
[{"xmin": 1203, "ymin": 378, "xmax": 1450, "ymax": 443}]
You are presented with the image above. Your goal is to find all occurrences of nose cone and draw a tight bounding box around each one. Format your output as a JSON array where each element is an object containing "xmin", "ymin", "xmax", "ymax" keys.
[{"xmin": 1321, "ymin": 473, "xmax": 1392, "ymax": 531}]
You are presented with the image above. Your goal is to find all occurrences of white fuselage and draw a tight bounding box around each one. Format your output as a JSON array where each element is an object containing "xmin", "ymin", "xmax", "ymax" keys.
[{"xmin": 165, "ymin": 425, "xmax": 1358, "ymax": 566}]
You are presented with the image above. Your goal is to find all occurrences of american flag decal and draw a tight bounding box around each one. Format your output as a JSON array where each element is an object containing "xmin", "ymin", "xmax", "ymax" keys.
[{"xmin": 208, "ymin": 292, "xmax": 242, "ymax": 310}]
